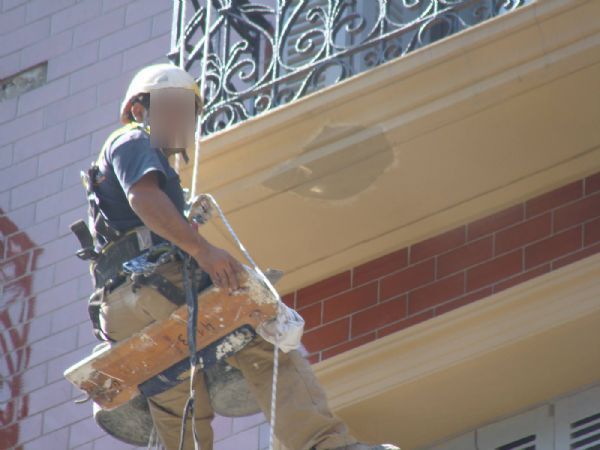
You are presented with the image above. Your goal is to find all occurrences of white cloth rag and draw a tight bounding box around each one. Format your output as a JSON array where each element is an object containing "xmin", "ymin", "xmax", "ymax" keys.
[{"xmin": 256, "ymin": 301, "xmax": 305, "ymax": 353}]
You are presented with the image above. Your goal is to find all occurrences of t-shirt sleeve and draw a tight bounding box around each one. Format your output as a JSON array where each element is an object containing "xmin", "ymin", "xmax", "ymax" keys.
[{"xmin": 110, "ymin": 139, "xmax": 167, "ymax": 196}]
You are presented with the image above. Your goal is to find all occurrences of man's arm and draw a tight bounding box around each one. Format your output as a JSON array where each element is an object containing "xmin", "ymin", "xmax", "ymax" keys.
[{"xmin": 127, "ymin": 170, "xmax": 243, "ymax": 292}]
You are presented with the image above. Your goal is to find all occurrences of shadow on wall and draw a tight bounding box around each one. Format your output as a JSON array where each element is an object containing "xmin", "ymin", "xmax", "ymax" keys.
[
  {"xmin": 0, "ymin": 208, "xmax": 41, "ymax": 449},
  {"xmin": 262, "ymin": 124, "xmax": 394, "ymax": 201}
]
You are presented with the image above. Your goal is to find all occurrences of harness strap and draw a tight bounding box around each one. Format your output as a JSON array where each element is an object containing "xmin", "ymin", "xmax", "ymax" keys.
[
  {"xmin": 132, "ymin": 273, "xmax": 186, "ymax": 306},
  {"xmin": 88, "ymin": 286, "xmax": 117, "ymax": 343},
  {"xmin": 93, "ymin": 212, "xmax": 121, "ymax": 243},
  {"xmin": 177, "ymin": 251, "xmax": 201, "ymax": 450},
  {"xmin": 79, "ymin": 122, "xmax": 150, "ymax": 250}
]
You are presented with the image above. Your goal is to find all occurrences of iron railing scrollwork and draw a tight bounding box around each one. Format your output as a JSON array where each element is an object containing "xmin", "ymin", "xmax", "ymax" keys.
[{"xmin": 169, "ymin": 0, "xmax": 532, "ymax": 137}]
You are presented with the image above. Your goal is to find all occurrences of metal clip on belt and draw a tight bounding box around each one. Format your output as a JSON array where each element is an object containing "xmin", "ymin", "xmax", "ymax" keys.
[{"xmin": 70, "ymin": 220, "xmax": 99, "ymax": 260}]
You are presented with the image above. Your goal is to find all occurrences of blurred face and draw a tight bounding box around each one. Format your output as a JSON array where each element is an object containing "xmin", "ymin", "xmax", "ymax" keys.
[{"xmin": 147, "ymin": 87, "xmax": 196, "ymax": 152}]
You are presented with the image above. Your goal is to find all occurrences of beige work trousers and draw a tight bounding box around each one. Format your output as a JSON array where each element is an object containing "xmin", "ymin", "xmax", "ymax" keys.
[{"xmin": 98, "ymin": 260, "xmax": 358, "ymax": 450}]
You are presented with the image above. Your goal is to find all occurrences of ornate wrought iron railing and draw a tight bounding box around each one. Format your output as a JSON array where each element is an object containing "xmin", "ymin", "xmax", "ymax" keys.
[{"xmin": 169, "ymin": 0, "xmax": 532, "ymax": 136}]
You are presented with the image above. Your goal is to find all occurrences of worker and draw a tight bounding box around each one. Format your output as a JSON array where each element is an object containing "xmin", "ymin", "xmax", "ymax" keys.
[{"xmin": 84, "ymin": 63, "xmax": 400, "ymax": 450}]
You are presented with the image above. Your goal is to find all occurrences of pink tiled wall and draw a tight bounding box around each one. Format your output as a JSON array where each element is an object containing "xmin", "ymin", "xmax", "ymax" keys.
[{"xmin": 0, "ymin": 1, "xmax": 269, "ymax": 449}]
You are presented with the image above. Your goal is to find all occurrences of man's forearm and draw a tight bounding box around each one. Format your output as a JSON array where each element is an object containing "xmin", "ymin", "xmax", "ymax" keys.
[{"xmin": 128, "ymin": 185, "xmax": 209, "ymax": 258}]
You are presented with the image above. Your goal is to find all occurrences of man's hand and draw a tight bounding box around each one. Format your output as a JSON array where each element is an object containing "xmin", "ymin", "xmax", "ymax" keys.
[
  {"xmin": 192, "ymin": 243, "xmax": 245, "ymax": 293},
  {"xmin": 127, "ymin": 171, "xmax": 245, "ymax": 294}
]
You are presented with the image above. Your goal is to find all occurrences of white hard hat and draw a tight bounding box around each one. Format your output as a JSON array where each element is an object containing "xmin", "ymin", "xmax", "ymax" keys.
[{"xmin": 119, "ymin": 63, "xmax": 203, "ymax": 124}]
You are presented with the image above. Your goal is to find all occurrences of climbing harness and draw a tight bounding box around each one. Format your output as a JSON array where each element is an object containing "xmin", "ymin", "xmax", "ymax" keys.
[
  {"xmin": 177, "ymin": 250, "xmax": 201, "ymax": 450},
  {"xmin": 71, "ymin": 122, "xmax": 191, "ymax": 344}
]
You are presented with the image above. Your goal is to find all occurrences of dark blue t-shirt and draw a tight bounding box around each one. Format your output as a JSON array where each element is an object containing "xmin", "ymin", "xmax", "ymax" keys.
[{"xmin": 95, "ymin": 126, "xmax": 186, "ymax": 246}]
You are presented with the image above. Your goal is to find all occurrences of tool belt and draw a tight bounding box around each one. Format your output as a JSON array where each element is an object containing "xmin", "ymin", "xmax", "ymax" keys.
[{"xmin": 86, "ymin": 226, "xmax": 210, "ymax": 343}]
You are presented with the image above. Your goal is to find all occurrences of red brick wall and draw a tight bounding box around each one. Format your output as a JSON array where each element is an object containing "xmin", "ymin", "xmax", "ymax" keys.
[{"xmin": 282, "ymin": 173, "xmax": 600, "ymax": 364}]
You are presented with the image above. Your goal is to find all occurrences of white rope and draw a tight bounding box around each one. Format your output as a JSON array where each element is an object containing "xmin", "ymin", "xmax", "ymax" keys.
[
  {"xmin": 174, "ymin": 0, "xmax": 187, "ymax": 175},
  {"xmin": 177, "ymin": 4, "xmax": 202, "ymax": 450},
  {"xmin": 200, "ymin": 193, "xmax": 281, "ymax": 450},
  {"xmin": 171, "ymin": 4, "xmax": 280, "ymax": 448},
  {"xmin": 181, "ymin": 1, "xmax": 213, "ymax": 446},
  {"xmin": 180, "ymin": 1, "xmax": 281, "ymax": 444},
  {"xmin": 189, "ymin": 363, "xmax": 200, "ymax": 450},
  {"xmin": 268, "ymin": 317, "xmax": 281, "ymax": 450},
  {"xmin": 178, "ymin": 0, "xmax": 185, "ymax": 70},
  {"xmin": 190, "ymin": 0, "xmax": 212, "ymax": 200}
]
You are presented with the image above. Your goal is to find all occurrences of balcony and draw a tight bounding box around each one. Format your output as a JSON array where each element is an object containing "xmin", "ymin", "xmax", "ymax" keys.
[{"xmin": 170, "ymin": 0, "xmax": 533, "ymax": 136}]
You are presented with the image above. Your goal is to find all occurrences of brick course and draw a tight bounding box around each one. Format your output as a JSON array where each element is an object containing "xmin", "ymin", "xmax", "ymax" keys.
[{"xmin": 295, "ymin": 175, "xmax": 600, "ymax": 363}]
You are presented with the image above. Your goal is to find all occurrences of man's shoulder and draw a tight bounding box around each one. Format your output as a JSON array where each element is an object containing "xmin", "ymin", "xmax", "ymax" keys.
[
  {"xmin": 106, "ymin": 126, "xmax": 151, "ymax": 159},
  {"xmin": 112, "ymin": 126, "xmax": 150, "ymax": 148}
]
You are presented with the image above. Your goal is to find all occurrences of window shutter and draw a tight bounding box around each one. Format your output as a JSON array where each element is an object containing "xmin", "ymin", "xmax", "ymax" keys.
[{"xmin": 555, "ymin": 384, "xmax": 600, "ymax": 450}]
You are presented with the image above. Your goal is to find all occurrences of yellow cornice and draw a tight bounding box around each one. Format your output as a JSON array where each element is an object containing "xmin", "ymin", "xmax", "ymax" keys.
[{"xmin": 313, "ymin": 253, "xmax": 600, "ymax": 448}]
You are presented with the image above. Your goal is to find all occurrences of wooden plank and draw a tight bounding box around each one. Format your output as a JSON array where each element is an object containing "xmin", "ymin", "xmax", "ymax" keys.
[{"xmin": 64, "ymin": 264, "xmax": 279, "ymax": 410}]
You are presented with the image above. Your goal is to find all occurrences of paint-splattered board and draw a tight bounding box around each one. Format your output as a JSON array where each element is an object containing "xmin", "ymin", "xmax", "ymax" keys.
[{"xmin": 64, "ymin": 264, "xmax": 279, "ymax": 411}]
